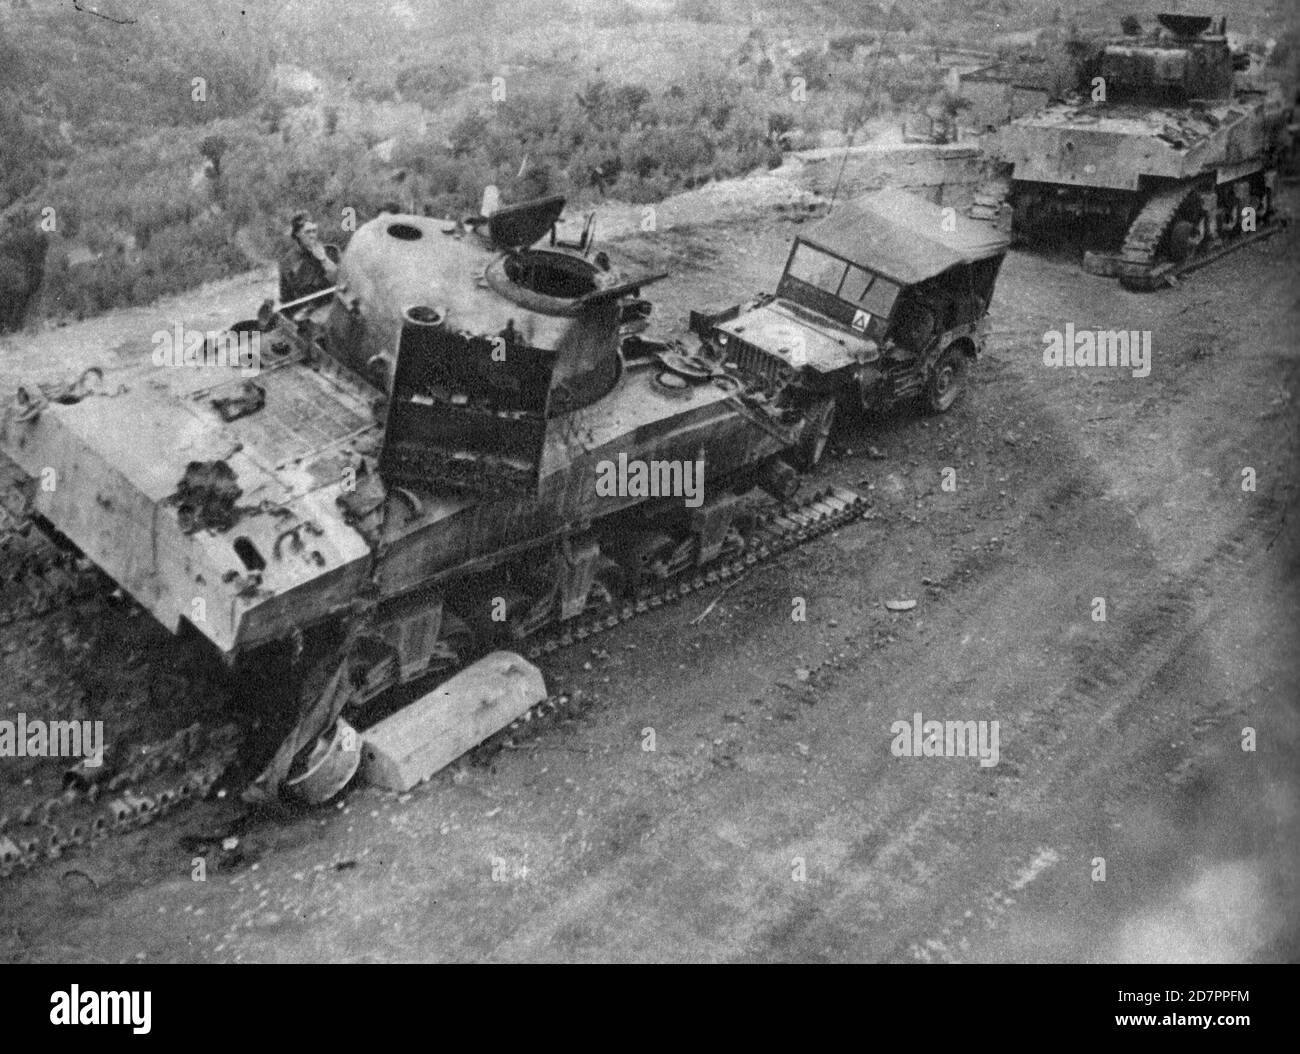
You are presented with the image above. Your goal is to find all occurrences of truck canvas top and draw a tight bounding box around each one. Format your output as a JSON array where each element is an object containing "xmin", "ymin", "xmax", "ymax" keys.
[{"xmin": 804, "ymin": 188, "xmax": 1012, "ymax": 286}]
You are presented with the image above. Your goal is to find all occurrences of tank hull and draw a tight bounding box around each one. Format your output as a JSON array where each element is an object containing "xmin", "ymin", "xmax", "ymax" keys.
[
  {"xmin": 994, "ymin": 93, "xmax": 1289, "ymax": 191},
  {"xmin": 0, "ymin": 339, "xmax": 795, "ymax": 658}
]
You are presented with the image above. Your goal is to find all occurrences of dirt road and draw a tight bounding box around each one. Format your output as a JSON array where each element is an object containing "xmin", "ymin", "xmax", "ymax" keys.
[{"xmin": 1, "ymin": 196, "xmax": 1296, "ymax": 962}]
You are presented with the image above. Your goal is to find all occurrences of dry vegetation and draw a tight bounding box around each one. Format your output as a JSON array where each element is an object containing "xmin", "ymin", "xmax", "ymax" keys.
[{"xmin": 0, "ymin": 0, "xmax": 1295, "ymax": 327}]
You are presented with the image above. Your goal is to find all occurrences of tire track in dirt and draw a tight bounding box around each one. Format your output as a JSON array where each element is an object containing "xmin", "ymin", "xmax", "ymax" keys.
[{"xmin": 470, "ymin": 224, "xmax": 1300, "ymax": 962}]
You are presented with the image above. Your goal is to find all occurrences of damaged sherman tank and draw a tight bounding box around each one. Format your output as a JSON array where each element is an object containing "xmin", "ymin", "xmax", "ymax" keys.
[
  {"xmin": 0, "ymin": 192, "xmax": 860, "ymax": 818},
  {"xmin": 988, "ymin": 12, "xmax": 1293, "ymax": 288}
]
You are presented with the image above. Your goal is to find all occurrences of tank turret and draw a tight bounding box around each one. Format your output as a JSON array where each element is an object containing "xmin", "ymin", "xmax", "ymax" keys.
[
  {"xmin": 322, "ymin": 197, "xmax": 654, "ymax": 496},
  {"xmin": 1094, "ymin": 13, "xmax": 1239, "ymax": 103}
]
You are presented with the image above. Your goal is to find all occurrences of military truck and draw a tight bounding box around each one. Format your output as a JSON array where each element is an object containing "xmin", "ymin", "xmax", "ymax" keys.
[
  {"xmin": 987, "ymin": 12, "xmax": 1292, "ymax": 288},
  {"xmin": 689, "ymin": 188, "xmax": 1009, "ymax": 466}
]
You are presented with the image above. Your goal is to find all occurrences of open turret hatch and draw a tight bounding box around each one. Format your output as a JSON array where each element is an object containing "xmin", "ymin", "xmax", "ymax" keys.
[
  {"xmin": 485, "ymin": 195, "xmax": 567, "ymax": 251},
  {"xmin": 1156, "ymin": 13, "xmax": 1216, "ymax": 38}
]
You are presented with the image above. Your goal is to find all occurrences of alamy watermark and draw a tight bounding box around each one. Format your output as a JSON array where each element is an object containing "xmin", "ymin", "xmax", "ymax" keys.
[
  {"xmin": 152, "ymin": 323, "xmax": 260, "ymax": 377},
  {"xmin": 1042, "ymin": 324, "xmax": 1151, "ymax": 378},
  {"xmin": 890, "ymin": 711, "xmax": 1000, "ymax": 767},
  {"xmin": 0, "ymin": 713, "xmax": 104, "ymax": 767},
  {"xmin": 50, "ymin": 986, "xmax": 151, "ymax": 1034},
  {"xmin": 594, "ymin": 453, "xmax": 705, "ymax": 509}
]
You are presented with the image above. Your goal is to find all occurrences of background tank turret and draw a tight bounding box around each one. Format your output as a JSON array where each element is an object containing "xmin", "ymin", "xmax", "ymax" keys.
[
  {"xmin": 987, "ymin": 12, "xmax": 1293, "ymax": 288},
  {"xmin": 1095, "ymin": 13, "xmax": 1238, "ymax": 102}
]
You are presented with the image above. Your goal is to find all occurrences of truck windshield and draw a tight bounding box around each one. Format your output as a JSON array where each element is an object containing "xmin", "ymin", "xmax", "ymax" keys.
[{"xmin": 784, "ymin": 242, "xmax": 900, "ymax": 319}]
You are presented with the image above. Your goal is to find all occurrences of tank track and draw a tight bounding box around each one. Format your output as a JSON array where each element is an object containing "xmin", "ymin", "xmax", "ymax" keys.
[
  {"xmin": 1084, "ymin": 183, "xmax": 1286, "ymax": 290},
  {"xmin": 1, "ymin": 468, "xmax": 108, "ymax": 625},
  {"xmin": 0, "ymin": 484, "xmax": 868, "ymax": 881},
  {"xmin": 0, "ymin": 509, "xmax": 104, "ymax": 625},
  {"xmin": 1115, "ymin": 183, "xmax": 1193, "ymax": 276},
  {"xmin": 0, "ymin": 724, "xmax": 240, "ymax": 880},
  {"xmin": 523, "ymin": 485, "xmax": 867, "ymax": 660}
]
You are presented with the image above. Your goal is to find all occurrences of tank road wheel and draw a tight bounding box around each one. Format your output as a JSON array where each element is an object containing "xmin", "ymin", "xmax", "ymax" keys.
[
  {"xmin": 1218, "ymin": 196, "xmax": 1241, "ymax": 237},
  {"xmin": 283, "ymin": 715, "xmax": 362, "ymax": 806},
  {"xmin": 924, "ymin": 347, "xmax": 967, "ymax": 415},
  {"xmin": 1166, "ymin": 220, "xmax": 1195, "ymax": 262},
  {"xmin": 1167, "ymin": 219, "xmax": 1206, "ymax": 261},
  {"xmin": 1165, "ymin": 200, "xmax": 1208, "ymax": 263},
  {"xmin": 245, "ymin": 650, "xmax": 360, "ymax": 806}
]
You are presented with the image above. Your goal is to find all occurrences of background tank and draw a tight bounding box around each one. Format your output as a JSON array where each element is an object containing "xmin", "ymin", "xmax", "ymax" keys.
[
  {"xmin": 0, "ymin": 194, "xmax": 851, "ymax": 804},
  {"xmin": 988, "ymin": 12, "xmax": 1293, "ymax": 288}
]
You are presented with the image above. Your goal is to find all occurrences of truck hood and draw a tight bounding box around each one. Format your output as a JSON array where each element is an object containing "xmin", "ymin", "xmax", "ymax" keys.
[{"xmin": 714, "ymin": 300, "xmax": 878, "ymax": 372}]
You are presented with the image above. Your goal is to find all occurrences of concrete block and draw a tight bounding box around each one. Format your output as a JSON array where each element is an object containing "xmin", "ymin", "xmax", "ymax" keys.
[{"xmin": 360, "ymin": 651, "xmax": 546, "ymax": 792}]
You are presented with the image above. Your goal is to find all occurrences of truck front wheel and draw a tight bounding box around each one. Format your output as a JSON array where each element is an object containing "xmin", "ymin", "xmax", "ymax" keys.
[{"xmin": 924, "ymin": 347, "xmax": 967, "ymax": 414}]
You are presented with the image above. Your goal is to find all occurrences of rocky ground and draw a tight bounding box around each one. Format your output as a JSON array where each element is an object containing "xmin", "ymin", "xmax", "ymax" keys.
[{"xmin": 0, "ymin": 185, "xmax": 1296, "ymax": 963}]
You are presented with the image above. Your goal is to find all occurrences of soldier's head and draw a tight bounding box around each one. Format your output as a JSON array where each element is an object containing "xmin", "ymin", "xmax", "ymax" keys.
[{"xmin": 290, "ymin": 212, "xmax": 321, "ymax": 248}]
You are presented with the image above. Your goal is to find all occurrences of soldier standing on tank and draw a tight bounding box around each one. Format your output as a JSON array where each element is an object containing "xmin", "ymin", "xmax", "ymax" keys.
[{"xmin": 279, "ymin": 212, "xmax": 337, "ymax": 304}]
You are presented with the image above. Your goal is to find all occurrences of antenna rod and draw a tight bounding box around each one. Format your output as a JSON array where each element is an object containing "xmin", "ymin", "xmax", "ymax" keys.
[{"xmin": 829, "ymin": 3, "xmax": 896, "ymax": 213}]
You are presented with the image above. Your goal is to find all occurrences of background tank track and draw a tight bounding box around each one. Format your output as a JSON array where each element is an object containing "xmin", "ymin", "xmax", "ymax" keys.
[
  {"xmin": 0, "ymin": 484, "xmax": 868, "ymax": 881},
  {"xmin": 1084, "ymin": 183, "xmax": 1286, "ymax": 290},
  {"xmin": 1116, "ymin": 183, "xmax": 1194, "ymax": 274}
]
